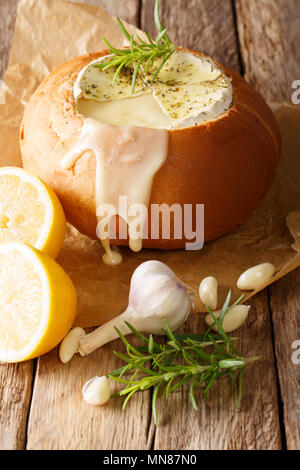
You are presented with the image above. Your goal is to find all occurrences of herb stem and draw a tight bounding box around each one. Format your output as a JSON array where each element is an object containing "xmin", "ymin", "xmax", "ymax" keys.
[
  {"xmin": 107, "ymin": 291, "xmax": 258, "ymax": 424},
  {"xmin": 94, "ymin": 0, "xmax": 176, "ymax": 93}
]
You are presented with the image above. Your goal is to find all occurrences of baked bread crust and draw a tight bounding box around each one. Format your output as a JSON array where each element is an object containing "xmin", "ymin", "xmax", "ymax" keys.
[{"xmin": 20, "ymin": 50, "xmax": 281, "ymax": 249}]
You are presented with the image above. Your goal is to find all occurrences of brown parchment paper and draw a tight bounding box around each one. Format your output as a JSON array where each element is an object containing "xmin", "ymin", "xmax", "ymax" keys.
[{"xmin": 0, "ymin": 0, "xmax": 299, "ymax": 327}]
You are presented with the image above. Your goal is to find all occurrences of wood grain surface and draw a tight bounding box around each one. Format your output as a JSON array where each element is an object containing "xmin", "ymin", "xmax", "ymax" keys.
[
  {"xmin": 0, "ymin": 0, "xmax": 17, "ymax": 79},
  {"xmin": 0, "ymin": 361, "xmax": 33, "ymax": 449},
  {"xmin": 152, "ymin": 293, "xmax": 282, "ymax": 450},
  {"xmin": 141, "ymin": 0, "xmax": 241, "ymax": 72},
  {"xmin": 269, "ymin": 269, "xmax": 300, "ymax": 450},
  {"xmin": 0, "ymin": 0, "xmax": 33, "ymax": 449},
  {"xmin": 0, "ymin": 0, "xmax": 299, "ymax": 450},
  {"xmin": 235, "ymin": 0, "xmax": 300, "ymax": 101},
  {"xmin": 72, "ymin": 0, "xmax": 140, "ymax": 24},
  {"xmin": 26, "ymin": 339, "xmax": 152, "ymax": 450}
]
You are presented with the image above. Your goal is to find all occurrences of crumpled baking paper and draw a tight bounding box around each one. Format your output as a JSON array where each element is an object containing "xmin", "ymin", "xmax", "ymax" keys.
[{"xmin": 0, "ymin": 0, "xmax": 299, "ymax": 327}]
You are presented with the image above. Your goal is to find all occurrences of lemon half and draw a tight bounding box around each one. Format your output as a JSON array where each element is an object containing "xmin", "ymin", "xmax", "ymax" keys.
[
  {"xmin": 0, "ymin": 167, "xmax": 66, "ymax": 258},
  {"xmin": 0, "ymin": 241, "xmax": 77, "ymax": 362}
]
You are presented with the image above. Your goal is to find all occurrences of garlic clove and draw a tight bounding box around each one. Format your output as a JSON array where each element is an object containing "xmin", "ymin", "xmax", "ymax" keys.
[
  {"xmin": 82, "ymin": 376, "xmax": 111, "ymax": 405},
  {"xmin": 237, "ymin": 263, "xmax": 275, "ymax": 290},
  {"xmin": 205, "ymin": 305, "xmax": 250, "ymax": 333},
  {"xmin": 199, "ymin": 276, "xmax": 218, "ymax": 310},
  {"xmin": 59, "ymin": 327, "xmax": 86, "ymax": 364}
]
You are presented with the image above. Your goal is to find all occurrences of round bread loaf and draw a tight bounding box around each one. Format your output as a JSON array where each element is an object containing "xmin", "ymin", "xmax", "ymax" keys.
[{"xmin": 20, "ymin": 50, "xmax": 281, "ymax": 249}]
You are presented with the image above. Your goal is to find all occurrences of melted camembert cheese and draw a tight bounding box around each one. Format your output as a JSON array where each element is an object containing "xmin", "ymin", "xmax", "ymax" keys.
[
  {"xmin": 61, "ymin": 118, "xmax": 168, "ymax": 264},
  {"xmin": 62, "ymin": 50, "xmax": 233, "ymax": 264}
]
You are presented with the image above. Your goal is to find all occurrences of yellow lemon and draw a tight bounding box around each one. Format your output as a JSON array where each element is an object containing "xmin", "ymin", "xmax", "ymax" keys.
[
  {"xmin": 0, "ymin": 166, "xmax": 66, "ymax": 258},
  {"xmin": 0, "ymin": 241, "xmax": 77, "ymax": 362}
]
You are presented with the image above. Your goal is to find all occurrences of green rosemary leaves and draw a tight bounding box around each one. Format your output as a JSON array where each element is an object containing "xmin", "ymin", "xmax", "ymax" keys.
[
  {"xmin": 108, "ymin": 291, "xmax": 258, "ymax": 425},
  {"xmin": 94, "ymin": 0, "xmax": 176, "ymax": 93}
]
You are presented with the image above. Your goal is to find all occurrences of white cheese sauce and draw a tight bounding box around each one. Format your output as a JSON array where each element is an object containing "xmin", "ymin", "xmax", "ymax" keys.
[
  {"xmin": 61, "ymin": 118, "xmax": 168, "ymax": 264},
  {"xmin": 77, "ymin": 92, "xmax": 172, "ymax": 129}
]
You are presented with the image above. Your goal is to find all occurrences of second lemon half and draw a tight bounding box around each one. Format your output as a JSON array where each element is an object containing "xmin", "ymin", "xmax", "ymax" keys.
[
  {"xmin": 0, "ymin": 166, "xmax": 66, "ymax": 258},
  {"xmin": 0, "ymin": 241, "xmax": 77, "ymax": 362}
]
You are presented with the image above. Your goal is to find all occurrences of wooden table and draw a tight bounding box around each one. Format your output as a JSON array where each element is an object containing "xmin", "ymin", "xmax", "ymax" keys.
[{"xmin": 0, "ymin": 0, "xmax": 299, "ymax": 450}]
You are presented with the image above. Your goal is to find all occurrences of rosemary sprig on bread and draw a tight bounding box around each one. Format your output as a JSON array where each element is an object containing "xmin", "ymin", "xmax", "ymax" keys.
[{"xmin": 94, "ymin": 0, "xmax": 175, "ymax": 93}]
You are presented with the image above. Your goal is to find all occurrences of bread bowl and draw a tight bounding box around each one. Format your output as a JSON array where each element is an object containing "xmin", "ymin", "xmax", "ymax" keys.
[{"xmin": 20, "ymin": 47, "xmax": 281, "ymax": 263}]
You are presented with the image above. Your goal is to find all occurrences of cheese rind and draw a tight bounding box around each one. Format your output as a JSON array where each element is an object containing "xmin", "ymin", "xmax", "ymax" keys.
[
  {"xmin": 143, "ymin": 51, "xmax": 222, "ymax": 86},
  {"xmin": 75, "ymin": 56, "xmax": 148, "ymax": 102},
  {"xmin": 149, "ymin": 76, "xmax": 232, "ymax": 128},
  {"xmin": 75, "ymin": 51, "xmax": 232, "ymax": 129}
]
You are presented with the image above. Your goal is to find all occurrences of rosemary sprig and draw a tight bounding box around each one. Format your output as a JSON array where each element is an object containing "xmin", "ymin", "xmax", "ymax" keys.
[
  {"xmin": 108, "ymin": 291, "xmax": 259, "ymax": 425},
  {"xmin": 94, "ymin": 0, "xmax": 176, "ymax": 93}
]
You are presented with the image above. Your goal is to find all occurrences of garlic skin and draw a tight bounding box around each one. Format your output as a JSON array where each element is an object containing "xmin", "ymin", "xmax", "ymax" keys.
[
  {"xmin": 82, "ymin": 376, "xmax": 111, "ymax": 405},
  {"xmin": 237, "ymin": 263, "xmax": 275, "ymax": 290},
  {"xmin": 205, "ymin": 305, "xmax": 250, "ymax": 333},
  {"xmin": 127, "ymin": 260, "xmax": 191, "ymax": 334},
  {"xmin": 79, "ymin": 260, "xmax": 191, "ymax": 356},
  {"xmin": 199, "ymin": 276, "xmax": 218, "ymax": 310},
  {"xmin": 59, "ymin": 327, "xmax": 86, "ymax": 364}
]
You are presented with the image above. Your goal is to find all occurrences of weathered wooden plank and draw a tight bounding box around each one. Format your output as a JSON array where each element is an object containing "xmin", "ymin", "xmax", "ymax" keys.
[
  {"xmin": 235, "ymin": 0, "xmax": 300, "ymax": 449},
  {"xmin": 0, "ymin": 361, "xmax": 34, "ymax": 449},
  {"xmin": 141, "ymin": 0, "xmax": 241, "ymax": 72},
  {"xmin": 235, "ymin": 0, "xmax": 300, "ymax": 101},
  {"xmin": 140, "ymin": 0, "xmax": 282, "ymax": 450},
  {"xmin": 268, "ymin": 269, "xmax": 300, "ymax": 450},
  {"xmin": 26, "ymin": 296, "xmax": 282, "ymax": 450},
  {"xmin": 153, "ymin": 292, "xmax": 282, "ymax": 450},
  {"xmin": 0, "ymin": 0, "xmax": 34, "ymax": 451},
  {"xmin": 26, "ymin": 339, "xmax": 152, "ymax": 450},
  {"xmin": 72, "ymin": 0, "xmax": 140, "ymax": 24},
  {"xmin": 0, "ymin": 0, "xmax": 18, "ymax": 79}
]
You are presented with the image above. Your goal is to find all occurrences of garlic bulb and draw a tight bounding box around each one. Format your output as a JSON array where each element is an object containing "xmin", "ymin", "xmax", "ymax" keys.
[
  {"xmin": 79, "ymin": 260, "xmax": 192, "ymax": 356},
  {"xmin": 205, "ymin": 305, "xmax": 250, "ymax": 333},
  {"xmin": 82, "ymin": 376, "xmax": 111, "ymax": 405}
]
